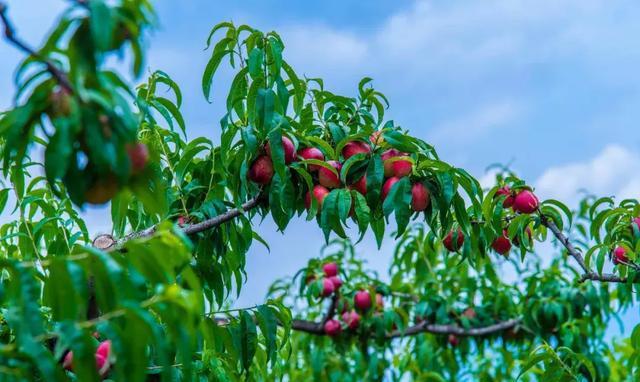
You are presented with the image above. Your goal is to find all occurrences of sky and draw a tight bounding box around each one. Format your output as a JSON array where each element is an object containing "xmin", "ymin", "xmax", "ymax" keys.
[{"xmin": 1, "ymin": 0, "xmax": 639, "ymax": 337}]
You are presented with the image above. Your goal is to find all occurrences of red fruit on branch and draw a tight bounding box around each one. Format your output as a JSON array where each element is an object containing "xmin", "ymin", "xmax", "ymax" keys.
[
  {"xmin": 342, "ymin": 141, "xmax": 371, "ymax": 160},
  {"xmin": 631, "ymin": 217, "xmax": 640, "ymax": 235},
  {"xmin": 126, "ymin": 142, "xmax": 149, "ymax": 174},
  {"xmin": 342, "ymin": 310, "xmax": 360, "ymax": 330},
  {"xmin": 495, "ymin": 186, "xmax": 515, "ymax": 208},
  {"xmin": 381, "ymin": 176, "xmax": 401, "ymax": 200},
  {"xmin": 318, "ymin": 161, "xmax": 342, "ymax": 188},
  {"xmin": 323, "ymin": 262, "xmax": 338, "ymax": 277},
  {"xmin": 324, "ymin": 319, "xmax": 342, "ymax": 336},
  {"xmin": 612, "ymin": 246, "xmax": 629, "ymax": 265},
  {"xmin": 462, "ymin": 307, "xmax": 477, "ymax": 320},
  {"xmin": 354, "ymin": 290, "xmax": 372, "ymax": 311},
  {"xmin": 266, "ymin": 136, "xmax": 296, "ymax": 164},
  {"xmin": 369, "ymin": 131, "xmax": 384, "ymax": 145},
  {"xmin": 304, "ymin": 185, "xmax": 330, "ymax": 210},
  {"xmin": 448, "ymin": 334, "xmax": 460, "ymax": 346},
  {"xmin": 248, "ymin": 155, "xmax": 274, "ymax": 184},
  {"xmin": 351, "ymin": 175, "xmax": 367, "ymax": 195},
  {"xmin": 297, "ymin": 147, "xmax": 325, "ymax": 171},
  {"xmin": 62, "ymin": 340, "xmax": 112, "ymax": 376},
  {"xmin": 491, "ymin": 230, "xmax": 512, "ymax": 255},
  {"xmin": 321, "ymin": 278, "xmax": 336, "ymax": 297},
  {"xmin": 375, "ymin": 293, "xmax": 384, "ymax": 310},
  {"xmin": 513, "ymin": 190, "xmax": 539, "ymax": 214},
  {"xmin": 513, "ymin": 226, "xmax": 533, "ymax": 246},
  {"xmin": 391, "ymin": 157, "xmax": 412, "ymax": 177},
  {"xmin": 443, "ymin": 229, "xmax": 465, "ymax": 252},
  {"xmin": 411, "ymin": 182, "xmax": 430, "ymax": 211},
  {"xmin": 329, "ymin": 276, "xmax": 343, "ymax": 290},
  {"xmin": 85, "ymin": 177, "xmax": 119, "ymax": 205},
  {"xmin": 381, "ymin": 149, "xmax": 401, "ymax": 177}
]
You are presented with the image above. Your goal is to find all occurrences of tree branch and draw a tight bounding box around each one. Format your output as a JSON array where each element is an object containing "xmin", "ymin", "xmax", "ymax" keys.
[
  {"xmin": 0, "ymin": 2, "xmax": 74, "ymax": 94},
  {"xmin": 288, "ymin": 317, "xmax": 522, "ymax": 339},
  {"xmin": 93, "ymin": 195, "xmax": 262, "ymax": 251},
  {"xmin": 386, "ymin": 318, "xmax": 521, "ymax": 339},
  {"xmin": 540, "ymin": 214, "xmax": 629, "ymax": 284}
]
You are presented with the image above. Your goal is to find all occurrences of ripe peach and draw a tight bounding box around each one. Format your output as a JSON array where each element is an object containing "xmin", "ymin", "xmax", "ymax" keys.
[
  {"xmin": 324, "ymin": 319, "xmax": 342, "ymax": 336},
  {"xmin": 318, "ymin": 161, "xmax": 342, "ymax": 188},
  {"xmin": 126, "ymin": 142, "xmax": 149, "ymax": 174},
  {"xmin": 248, "ymin": 155, "xmax": 274, "ymax": 185},
  {"xmin": 342, "ymin": 141, "xmax": 371, "ymax": 160},
  {"xmin": 381, "ymin": 176, "xmax": 401, "ymax": 201},
  {"xmin": 443, "ymin": 229, "xmax": 465, "ymax": 252},
  {"xmin": 495, "ymin": 186, "xmax": 514, "ymax": 208},
  {"xmin": 297, "ymin": 147, "xmax": 324, "ymax": 171},
  {"xmin": 513, "ymin": 190, "xmax": 539, "ymax": 214},
  {"xmin": 491, "ymin": 230, "xmax": 512, "ymax": 255},
  {"xmin": 354, "ymin": 290, "xmax": 372, "ymax": 311},
  {"xmin": 613, "ymin": 246, "xmax": 629, "ymax": 265},
  {"xmin": 342, "ymin": 310, "xmax": 360, "ymax": 330},
  {"xmin": 266, "ymin": 136, "xmax": 296, "ymax": 164},
  {"xmin": 411, "ymin": 182, "xmax": 430, "ymax": 211},
  {"xmin": 323, "ymin": 262, "xmax": 338, "ymax": 277},
  {"xmin": 304, "ymin": 185, "xmax": 330, "ymax": 210},
  {"xmin": 321, "ymin": 278, "xmax": 336, "ymax": 297}
]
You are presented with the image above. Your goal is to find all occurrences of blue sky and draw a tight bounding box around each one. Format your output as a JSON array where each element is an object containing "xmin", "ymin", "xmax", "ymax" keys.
[{"xmin": 1, "ymin": 0, "xmax": 639, "ymax": 336}]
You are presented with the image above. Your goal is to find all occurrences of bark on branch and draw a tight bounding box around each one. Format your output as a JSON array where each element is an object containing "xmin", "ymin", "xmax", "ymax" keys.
[{"xmin": 540, "ymin": 214, "xmax": 629, "ymax": 284}]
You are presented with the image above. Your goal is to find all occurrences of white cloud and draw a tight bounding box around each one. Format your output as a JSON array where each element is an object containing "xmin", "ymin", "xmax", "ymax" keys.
[
  {"xmin": 427, "ymin": 100, "xmax": 522, "ymax": 145},
  {"xmin": 535, "ymin": 144, "xmax": 640, "ymax": 203}
]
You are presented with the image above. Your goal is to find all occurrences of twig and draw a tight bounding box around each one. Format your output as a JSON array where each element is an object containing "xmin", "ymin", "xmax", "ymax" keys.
[
  {"xmin": 0, "ymin": 2, "xmax": 74, "ymax": 94},
  {"xmin": 387, "ymin": 318, "xmax": 521, "ymax": 339},
  {"xmin": 540, "ymin": 214, "xmax": 629, "ymax": 284}
]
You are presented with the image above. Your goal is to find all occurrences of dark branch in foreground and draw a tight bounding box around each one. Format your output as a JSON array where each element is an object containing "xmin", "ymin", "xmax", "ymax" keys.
[
  {"xmin": 288, "ymin": 318, "xmax": 522, "ymax": 339},
  {"xmin": 93, "ymin": 195, "xmax": 262, "ymax": 251},
  {"xmin": 540, "ymin": 214, "xmax": 629, "ymax": 284},
  {"xmin": 0, "ymin": 2, "xmax": 74, "ymax": 94}
]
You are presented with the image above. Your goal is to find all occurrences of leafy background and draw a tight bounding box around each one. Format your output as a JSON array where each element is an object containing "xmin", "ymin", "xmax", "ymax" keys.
[{"xmin": 1, "ymin": 0, "xmax": 639, "ymax": 338}]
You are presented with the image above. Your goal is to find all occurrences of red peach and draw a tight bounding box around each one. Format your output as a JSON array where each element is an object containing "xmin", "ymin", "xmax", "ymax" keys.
[
  {"xmin": 322, "ymin": 278, "xmax": 336, "ymax": 297},
  {"xmin": 324, "ymin": 319, "xmax": 342, "ymax": 336},
  {"xmin": 248, "ymin": 155, "xmax": 274, "ymax": 184},
  {"xmin": 513, "ymin": 190, "xmax": 539, "ymax": 214},
  {"xmin": 495, "ymin": 186, "xmax": 515, "ymax": 208},
  {"xmin": 491, "ymin": 230, "xmax": 512, "ymax": 255},
  {"xmin": 329, "ymin": 276, "xmax": 343, "ymax": 291},
  {"xmin": 369, "ymin": 131, "xmax": 384, "ymax": 145},
  {"xmin": 323, "ymin": 262, "xmax": 338, "ymax": 277},
  {"xmin": 613, "ymin": 246, "xmax": 629, "ymax": 265},
  {"xmin": 448, "ymin": 334, "xmax": 459, "ymax": 346},
  {"xmin": 304, "ymin": 185, "xmax": 330, "ymax": 210},
  {"xmin": 342, "ymin": 311, "xmax": 360, "ymax": 330},
  {"xmin": 354, "ymin": 290, "xmax": 372, "ymax": 311},
  {"xmin": 391, "ymin": 157, "xmax": 412, "ymax": 177},
  {"xmin": 126, "ymin": 142, "xmax": 149, "ymax": 174},
  {"xmin": 266, "ymin": 136, "xmax": 296, "ymax": 164},
  {"xmin": 443, "ymin": 229, "xmax": 465, "ymax": 252},
  {"xmin": 411, "ymin": 182, "xmax": 430, "ymax": 211},
  {"xmin": 318, "ymin": 161, "xmax": 342, "ymax": 188},
  {"xmin": 342, "ymin": 141, "xmax": 371, "ymax": 160},
  {"xmin": 297, "ymin": 147, "xmax": 324, "ymax": 171},
  {"xmin": 381, "ymin": 149, "xmax": 401, "ymax": 177},
  {"xmin": 351, "ymin": 175, "xmax": 367, "ymax": 195},
  {"xmin": 381, "ymin": 176, "xmax": 401, "ymax": 201}
]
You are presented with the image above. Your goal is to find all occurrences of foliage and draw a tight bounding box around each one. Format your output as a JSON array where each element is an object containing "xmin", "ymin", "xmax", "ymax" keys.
[{"xmin": 0, "ymin": 1, "xmax": 638, "ymax": 381}]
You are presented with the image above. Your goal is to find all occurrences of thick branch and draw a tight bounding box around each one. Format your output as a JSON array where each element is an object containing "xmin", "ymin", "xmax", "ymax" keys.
[
  {"xmin": 387, "ymin": 318, "xmax": 521, "ymax": 339},
  {"xmin": 0, "ymin": 3, "xmax": 74, "ymax": 94},
  {"xmin": 94, "ymin": 195, "xmax": 262, "ymax": 251},
  {"xmin": 288, "ymin": 318, "xmax": 522, "ymax": 339},
  {"xmin": 540, "ymin": 214, "xmax": 629, "ymax": 284}
]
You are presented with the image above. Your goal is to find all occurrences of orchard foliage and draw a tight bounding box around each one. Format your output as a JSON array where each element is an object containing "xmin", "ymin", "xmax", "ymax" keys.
[{"xmin": 0, "ymin": 1, "xmax": 639, "ymax": 381}]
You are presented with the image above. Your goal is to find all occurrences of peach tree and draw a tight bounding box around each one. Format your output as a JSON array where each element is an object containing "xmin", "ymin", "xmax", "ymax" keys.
[{"xmin": 0, "ymin": 1, "xmax": 638, "ymax": 381}]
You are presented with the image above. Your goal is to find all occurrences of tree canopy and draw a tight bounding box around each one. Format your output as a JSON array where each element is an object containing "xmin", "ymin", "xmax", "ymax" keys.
[{"xmin": 0, "ymin": 1, "xmax": 638, "ymax": 381}]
